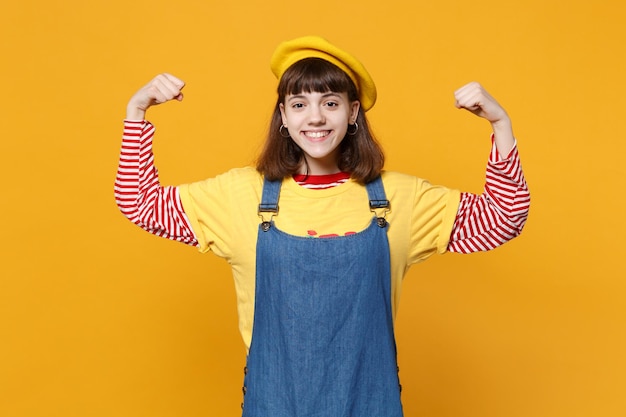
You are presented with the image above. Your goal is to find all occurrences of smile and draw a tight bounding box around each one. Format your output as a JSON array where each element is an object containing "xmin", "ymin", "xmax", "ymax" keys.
[{"xmin": 303, "ymin": 130, "xmax": 331, "ymax": 139}]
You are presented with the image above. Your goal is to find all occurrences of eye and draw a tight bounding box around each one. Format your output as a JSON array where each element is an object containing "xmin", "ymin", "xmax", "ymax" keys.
[
  {"xmin": 324, "ymin": 101, "xmax": 339, "ymax": 108},
  {"xmin": 291, "ymin": 102, "xmax": 305, "ymax": 109}
]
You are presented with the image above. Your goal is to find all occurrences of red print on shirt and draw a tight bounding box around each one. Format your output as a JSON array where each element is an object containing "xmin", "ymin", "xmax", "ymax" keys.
[{"xmin": 307, "ymin": 230, "xmax": 356, "ymax": 238}]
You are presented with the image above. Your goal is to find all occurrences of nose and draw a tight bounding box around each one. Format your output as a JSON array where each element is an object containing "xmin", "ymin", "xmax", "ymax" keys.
[{"xmin": 308, "ymin": 106, "xmax": 325, "ymax": 125}]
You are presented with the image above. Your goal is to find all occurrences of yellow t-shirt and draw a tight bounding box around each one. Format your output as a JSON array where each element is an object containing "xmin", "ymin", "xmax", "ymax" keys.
[{"xmin": 179, "ymin": 167, "xmax": 460, "ymax": 350}]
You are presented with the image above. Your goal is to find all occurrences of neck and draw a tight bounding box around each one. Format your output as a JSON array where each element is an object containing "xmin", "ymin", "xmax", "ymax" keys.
[{"xmin": 300, "ymin": 156, "xmax": 341, "ymax": 176}]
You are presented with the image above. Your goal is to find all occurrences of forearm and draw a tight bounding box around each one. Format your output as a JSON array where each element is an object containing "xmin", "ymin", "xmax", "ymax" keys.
[
  {"xmin": 126, "ymin": 106, "xmax": 146, "ymax": 121},
  {"xmin": 491, "ymin": 116, "xmax": 515, "ymax": 159}
]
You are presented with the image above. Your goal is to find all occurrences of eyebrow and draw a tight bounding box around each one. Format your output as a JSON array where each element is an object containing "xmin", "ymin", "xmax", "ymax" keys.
[{"xmin": 287, "ymin": 92, "xmax": 342, "ymax": 101}]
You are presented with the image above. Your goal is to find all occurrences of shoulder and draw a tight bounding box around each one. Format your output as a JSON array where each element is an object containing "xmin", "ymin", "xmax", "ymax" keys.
[
  {"xmin": 227, "ymin": 167, "xmax": 265, "ymax": 193},
  {"xmin": 380, "ymin": 170, "xmax": 445, "ymax": 187},
  {"xmin": 380, "ymin": 170, "xmax": 419, "ymax": 185},
  {"xmin": 185, "ymin": 166, "xmax": 262, "ymax": 187},
  {"xmin": 379, "ymin": 170, "xmax": 429, "ymax": 195},
  {"xmin": 216, "ymin": 166, "xmax": 263, "ymax": 182},
  {"xmin": 179, "ymin": 166, "xmax": 264, "ymax": 201},
  {"xmin": 380, "ymin": 170, "xmax": 460, "ymax": 205}
]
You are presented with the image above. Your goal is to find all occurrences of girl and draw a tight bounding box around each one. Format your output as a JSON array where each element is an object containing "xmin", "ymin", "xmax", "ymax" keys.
[{"xmin": 116, "ymin": 36, "xmax": 529, "ymax": 416}]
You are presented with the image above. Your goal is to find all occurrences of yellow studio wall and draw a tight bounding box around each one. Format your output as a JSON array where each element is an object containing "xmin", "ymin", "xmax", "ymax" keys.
[{"xmin": 1, "ymin": 0, "xmax": 625, "ymax": 416}]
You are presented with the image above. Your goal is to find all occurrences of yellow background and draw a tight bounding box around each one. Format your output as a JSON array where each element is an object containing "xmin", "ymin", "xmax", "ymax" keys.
[{"xmin": 1, "ymin": 0, "xmax": 625, "ymax": 416}]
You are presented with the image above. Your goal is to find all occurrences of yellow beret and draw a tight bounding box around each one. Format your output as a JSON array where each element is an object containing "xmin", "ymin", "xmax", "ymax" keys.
[{"xmin": 270, "ymin": 36, "xmax": 377, "ymax": 112}]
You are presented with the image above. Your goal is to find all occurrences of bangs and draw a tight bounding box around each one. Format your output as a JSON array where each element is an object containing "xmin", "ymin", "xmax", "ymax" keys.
[{"xmin": 278, "ymin": 58, "xmax": 357, "ymax": 99}]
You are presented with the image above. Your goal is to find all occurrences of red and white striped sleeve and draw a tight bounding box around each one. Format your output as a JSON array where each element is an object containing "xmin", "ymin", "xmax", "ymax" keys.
[
  {"xmin": 114, "ymin": 120, "xmax": 199, "ymax": 247},
  {"xmin": 447, "ymin": 139, "xmax": 530, "ymax": 253}
]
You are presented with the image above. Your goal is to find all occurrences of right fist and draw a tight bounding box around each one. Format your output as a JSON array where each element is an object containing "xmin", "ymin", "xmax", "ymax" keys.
[{"xmin": 126, "ymin": 73, "xmax": 185, "ymax": 120}]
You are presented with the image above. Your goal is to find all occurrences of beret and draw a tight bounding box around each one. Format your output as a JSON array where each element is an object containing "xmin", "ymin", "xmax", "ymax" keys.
[{"xmin": 270, "ymin": 36, "xmax": 377, "ymax": 111}]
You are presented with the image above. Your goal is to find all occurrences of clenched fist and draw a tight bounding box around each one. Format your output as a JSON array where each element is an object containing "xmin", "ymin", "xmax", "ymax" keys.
[{"xmin": 126, "ymin": 73, "xmax": 185, "ymax": 120}]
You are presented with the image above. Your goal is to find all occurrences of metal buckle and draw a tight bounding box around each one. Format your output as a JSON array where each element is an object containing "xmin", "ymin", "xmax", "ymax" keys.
[
  {"xmin": 369, "ymin": 199, "xmax": 390, "ymax": 228},
  {"xmin": 258, "ymin": 204, "xmax": 278, "ymax": 232}
]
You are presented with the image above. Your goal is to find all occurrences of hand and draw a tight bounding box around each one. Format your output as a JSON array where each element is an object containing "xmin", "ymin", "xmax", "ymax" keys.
[
  {"xmin": 126, "ymin": 73, "xmax": 185, "ymax": 120},
  {"xmin": 454, "ymin": 82, "xmax": 515, "ymax": 158},
  {"xmin": 454, "ymin": 82, "xmax": 509, "ymax": 126}
]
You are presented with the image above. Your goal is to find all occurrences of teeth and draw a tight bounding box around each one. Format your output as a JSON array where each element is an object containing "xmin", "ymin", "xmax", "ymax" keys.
[{"xmin": 305, "ymin": 131, "xmax": 329, "ymax": 138}]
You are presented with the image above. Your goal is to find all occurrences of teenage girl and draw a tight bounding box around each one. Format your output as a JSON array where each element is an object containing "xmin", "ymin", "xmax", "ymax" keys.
[{"xmin": 115, "ymin": 36, "xmax": 529, "ymax": 416}]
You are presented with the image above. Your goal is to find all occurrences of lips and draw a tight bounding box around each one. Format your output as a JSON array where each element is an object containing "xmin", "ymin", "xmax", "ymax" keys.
[{"xmin": 303, "ymin": 130, "xmax": 331, "ymax": 141}]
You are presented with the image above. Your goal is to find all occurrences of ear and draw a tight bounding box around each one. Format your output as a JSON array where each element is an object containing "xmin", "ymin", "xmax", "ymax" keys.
[
  {"xmin": 279, "ymin": 103, "xmax": 287, "ymax": 125},
  {"xmin": 350, "ymin": 101, "xmax": 361, "ymax": 124}
]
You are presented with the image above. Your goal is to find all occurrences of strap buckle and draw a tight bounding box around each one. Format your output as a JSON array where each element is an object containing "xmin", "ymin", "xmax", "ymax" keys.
[
  {"xmin": 369, "ymin": 199, "xmax": 390, "ymax": 227},
  {"xmin": 258, "ymin": 203, "xmax": 279, "ymax": 232}
]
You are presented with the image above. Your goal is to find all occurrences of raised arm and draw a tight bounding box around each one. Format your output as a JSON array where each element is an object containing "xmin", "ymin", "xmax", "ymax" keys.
[
  {"xmin": 114, "ymin": 74, "xmax": 198, "ymax": 246},
  {"xmin": 447, "ymin": 82, "xmax": 530, "ymax": 253}
]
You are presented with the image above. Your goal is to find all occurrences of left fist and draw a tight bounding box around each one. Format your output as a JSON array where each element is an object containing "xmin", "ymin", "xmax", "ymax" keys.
[{"xmin": 454, "ymin": 82, "xmax": 509, "ymax": 124}]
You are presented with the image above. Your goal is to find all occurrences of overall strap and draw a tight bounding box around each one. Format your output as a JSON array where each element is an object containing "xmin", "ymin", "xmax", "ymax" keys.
[
  {"xmin": 258, "ymin": 178, "xmax": 281, "ymax": 231},
  {"xmin": 365, "ymin": 176, "xmax": 390, "ymax": 228}
]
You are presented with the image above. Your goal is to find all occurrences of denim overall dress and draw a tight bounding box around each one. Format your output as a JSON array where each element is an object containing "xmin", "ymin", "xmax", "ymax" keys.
[{"xmin": 241, "ymin": 177, "xmax": 404, "ymax": 417}]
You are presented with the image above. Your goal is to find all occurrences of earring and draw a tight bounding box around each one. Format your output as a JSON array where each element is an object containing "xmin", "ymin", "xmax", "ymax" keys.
[
  {"xmin": 279, "ymin": 124, "xmax": 291, "ymax": 138},
  {"xmin": 347, "ymin": 122, "xmax": 359, "ymax": 136}
]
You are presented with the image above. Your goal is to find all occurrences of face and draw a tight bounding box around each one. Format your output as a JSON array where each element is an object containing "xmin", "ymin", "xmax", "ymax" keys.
[{"xmin": 280, "ymin": 91, "xmax": 360, "ymax": 175}]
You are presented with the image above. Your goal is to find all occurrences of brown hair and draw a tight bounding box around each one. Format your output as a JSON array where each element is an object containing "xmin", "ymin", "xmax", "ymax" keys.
[{"xmin": 256, "ymin": 58, "xmax": 384, "ymax": 184}]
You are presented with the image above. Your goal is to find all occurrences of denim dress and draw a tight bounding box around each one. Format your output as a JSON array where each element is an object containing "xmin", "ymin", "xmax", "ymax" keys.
[{"xmin": 242, "ymin": 177, "xmax": 404, "ymax": 417}]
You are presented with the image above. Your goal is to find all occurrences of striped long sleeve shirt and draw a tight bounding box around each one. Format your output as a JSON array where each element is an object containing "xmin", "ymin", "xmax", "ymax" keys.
[{"xmin": 115, "ymin": 120, "xmax": 530, "ymax": 254}]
